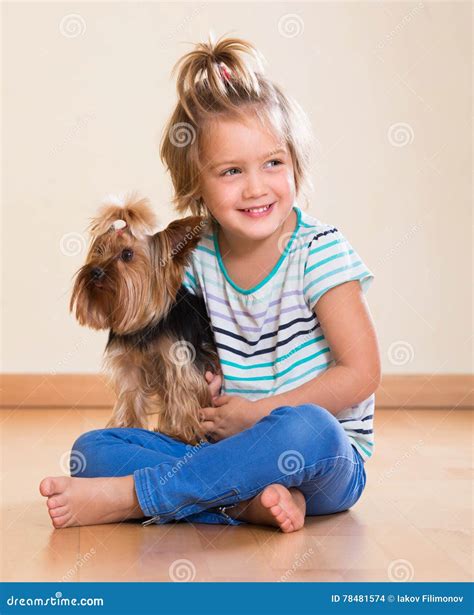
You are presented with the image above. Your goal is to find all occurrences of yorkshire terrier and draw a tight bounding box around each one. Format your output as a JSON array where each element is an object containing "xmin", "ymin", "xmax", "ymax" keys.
[{"xmin": 70, "ymin": 193, "xmax": 220, "ymax": 445}]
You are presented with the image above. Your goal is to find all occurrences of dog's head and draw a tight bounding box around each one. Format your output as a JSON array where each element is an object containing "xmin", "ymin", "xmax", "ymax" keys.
[{"xmin": 70, "ymin": 193, "xmax": 205, "ymax": 334}]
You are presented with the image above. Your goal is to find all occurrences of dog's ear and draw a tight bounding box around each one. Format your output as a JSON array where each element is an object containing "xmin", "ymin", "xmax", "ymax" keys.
[
  {"xmin": 88, "ymin": 193, "xmax": 157, "ymax": 240},
  {"xmin": 159, "ymin": 216, "xmax": 206, "ymax": 266}
]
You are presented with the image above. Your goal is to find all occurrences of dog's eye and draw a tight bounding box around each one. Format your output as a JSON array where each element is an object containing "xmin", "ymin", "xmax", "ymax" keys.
[{"xmin": 121, "ymin": 248, "xmax": 134, "ymax": 262}]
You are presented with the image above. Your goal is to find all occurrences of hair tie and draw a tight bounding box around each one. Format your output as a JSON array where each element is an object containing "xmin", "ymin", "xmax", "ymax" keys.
[
  {"xmin": 111, "ymin": 219, "xmax": 127, "ymax": 235},
  {"xmin": 218, "ymin": 61, "xmax": 233, "ymax": 82}
]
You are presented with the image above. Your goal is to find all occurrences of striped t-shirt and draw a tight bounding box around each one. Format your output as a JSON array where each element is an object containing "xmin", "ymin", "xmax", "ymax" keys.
[{"xmin": 183, "ymin": 204, "xmax": 376, "ymax": 461}]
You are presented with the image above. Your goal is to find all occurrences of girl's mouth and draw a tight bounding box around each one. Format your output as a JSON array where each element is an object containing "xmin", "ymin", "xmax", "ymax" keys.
[{"xmin": 239, "ymin": 202, "xmax": 275, "ymax": 217}]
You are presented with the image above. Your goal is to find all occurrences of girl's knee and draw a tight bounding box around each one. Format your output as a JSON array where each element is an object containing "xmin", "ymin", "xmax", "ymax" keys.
[
  {"xmin": 70, "ymin": 429, "xmax": 111, "ymax": 476},
  {"xmin": 70, "ymin": 427, "xmax": 156, "ymax": 477},
  {"xmin": 72, "ymin": 429, "xmax": 106, "ymax": 453},
  {"xmin": 270, "ymin": 404, "xmax": 347, "ymax": 458},
  {"xmin": 271, "ymin": 403, "xmax": 334, "ymax": 430},
  {"xmin": 72, "ymin": 427, "xmax": 131, "ymax": 453}
]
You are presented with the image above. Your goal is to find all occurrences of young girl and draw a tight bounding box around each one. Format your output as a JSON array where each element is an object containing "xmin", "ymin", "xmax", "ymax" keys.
[{"xmin": 40, "ymin": 35, "xmax": 380, "ymax": 533}]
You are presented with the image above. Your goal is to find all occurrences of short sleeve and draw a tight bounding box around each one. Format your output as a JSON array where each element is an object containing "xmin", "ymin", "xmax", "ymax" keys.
[
  {"xmin": 182, "ymin": 254, "xmax": 202, "ymax": 297},
  {"xmin": 303, "ymin": 226, "xmax": 374, "ymax": 310}
]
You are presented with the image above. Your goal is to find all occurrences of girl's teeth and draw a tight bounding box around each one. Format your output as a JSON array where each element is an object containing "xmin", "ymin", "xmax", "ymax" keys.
[{"xmin": 244, "ymin": 204, "xmax": 270, "ymax": 213}]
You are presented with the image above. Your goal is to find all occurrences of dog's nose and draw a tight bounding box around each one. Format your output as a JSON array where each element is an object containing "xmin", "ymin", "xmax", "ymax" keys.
[{"xmin": 90, "ymin": 267, "xmax": 105, "ymax": 281}]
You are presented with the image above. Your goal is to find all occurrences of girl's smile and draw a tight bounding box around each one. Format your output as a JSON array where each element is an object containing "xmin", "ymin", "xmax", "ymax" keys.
[
  {"xmin": 238, "ymin": 201, "xmax": 276, "ymax": 216},
  {"xmin": 198, "ymin": 114, "xmax": 297, "ymax": 254}
]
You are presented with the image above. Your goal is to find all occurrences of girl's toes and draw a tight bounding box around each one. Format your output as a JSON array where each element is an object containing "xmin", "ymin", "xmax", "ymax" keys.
[
  {"xmin": 270, "ymin": 506, "xmax": 288, "ymax": 521},
  {"xmin": 50, "ymin": 505, "xmax": 69, "ymax": 518},
  {"xmin": 47, "ymin": 495, "xmax": 66, "ymax": 509},
  {"xmin": 261, "ymin": 486, "xmax": 279, "ymax": 509},
  {"xmin": 281, "ymin": 520, "xmax": 294, "ymax": 533},
  {"xmin": 52, "ymin": 513, "xmax": 73, "ymax": 529},
  {"xmin": 39, "ymin": 477, "xmax": 56, "ymax": 497},
  {"xmin": 270, "ymin": 504, "xmax": 282, "ymax": 517},
  {"xmin": 40, "ymin": 476, "xmax": 69, "ymax": 498}
]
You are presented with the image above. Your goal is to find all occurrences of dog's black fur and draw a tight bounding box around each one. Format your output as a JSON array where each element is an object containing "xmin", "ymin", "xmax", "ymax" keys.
[{"xmin": 106, "ymin": 285, "xmax": 218, "ymax": 373}]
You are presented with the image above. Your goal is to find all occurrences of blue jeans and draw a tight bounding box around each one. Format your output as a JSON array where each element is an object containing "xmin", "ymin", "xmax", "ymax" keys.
[{"xmin": 71, "ymin": 404, "xmax": 366, "ymax": 526}]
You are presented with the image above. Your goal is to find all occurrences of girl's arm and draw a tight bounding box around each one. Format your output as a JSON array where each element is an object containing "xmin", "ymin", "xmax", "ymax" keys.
[{"xmin": 255, "ymin": 281, "xmax": 381, "ymax": 419}]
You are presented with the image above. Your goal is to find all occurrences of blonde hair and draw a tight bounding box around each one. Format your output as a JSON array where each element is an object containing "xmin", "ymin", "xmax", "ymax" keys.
[{"xmin": 160, "ymin": 33, "xmax": 314, "ymax": 218}]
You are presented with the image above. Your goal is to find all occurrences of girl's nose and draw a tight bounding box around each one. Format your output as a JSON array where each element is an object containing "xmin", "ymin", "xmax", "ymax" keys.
[{"xmin": 242, "ymin": 170, "xmax": 268, "ymax": 200}]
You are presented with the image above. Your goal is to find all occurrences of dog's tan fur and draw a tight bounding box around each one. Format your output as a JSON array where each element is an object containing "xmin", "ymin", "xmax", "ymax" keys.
[{"xmin": 70, "ymin": 193, "xmax": 219, "ymax": 444}]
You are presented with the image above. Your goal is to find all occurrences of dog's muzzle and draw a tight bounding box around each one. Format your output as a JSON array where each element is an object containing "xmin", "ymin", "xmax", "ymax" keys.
[{"xmin": 90, "ymin": 267, "xmax": 105, "ymax": 282}]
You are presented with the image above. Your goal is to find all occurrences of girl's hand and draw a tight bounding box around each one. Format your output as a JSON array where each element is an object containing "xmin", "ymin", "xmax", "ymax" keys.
[
  {"xmin": 200, "ymin": 394, "xmax": 258, "ymax": 441},
  {"xmin": 205, "ymin": 370, "xmax": 223, "ymax": 403}
]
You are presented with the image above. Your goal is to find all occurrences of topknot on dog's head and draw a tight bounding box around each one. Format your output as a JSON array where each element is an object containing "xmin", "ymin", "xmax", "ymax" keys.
[{"xmin": 88, "ymin": 192, "xmax": 158, "ymax": 241}]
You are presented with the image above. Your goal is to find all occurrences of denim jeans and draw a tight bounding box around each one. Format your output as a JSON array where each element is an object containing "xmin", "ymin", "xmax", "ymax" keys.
[{"xmin": 71, "ymin": 404, "xmax": 366, "ymax": 526}]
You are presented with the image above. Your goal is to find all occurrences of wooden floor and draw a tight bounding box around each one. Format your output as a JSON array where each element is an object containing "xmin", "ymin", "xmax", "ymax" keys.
[{"xmin": 0, "ymin": 407, "xmax": 472, "ymax": 582}]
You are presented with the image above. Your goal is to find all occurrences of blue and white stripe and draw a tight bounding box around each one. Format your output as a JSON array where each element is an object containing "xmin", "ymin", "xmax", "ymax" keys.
[{"xmin": 183, "ymin": 205, "xmax": 375, "ymax": 460}]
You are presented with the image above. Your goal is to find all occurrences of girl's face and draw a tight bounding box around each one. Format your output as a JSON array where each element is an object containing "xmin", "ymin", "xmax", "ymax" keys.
[{"xmin": 198, "ymin": 115, "xmax": 297, "ymax": 242}]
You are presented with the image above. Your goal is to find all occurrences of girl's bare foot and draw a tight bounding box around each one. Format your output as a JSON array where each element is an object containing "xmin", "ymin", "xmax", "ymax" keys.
[
  {"xmin": 226, "ymin": 484, "xmax": 306, "ymax": 532},
  {"xmin": 39, "ymin": 475, "xmax": 144, "ymax": 529}
]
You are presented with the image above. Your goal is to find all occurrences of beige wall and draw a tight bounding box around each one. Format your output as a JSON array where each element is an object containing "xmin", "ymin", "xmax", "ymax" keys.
[{"xmin": 2, "ymin": 2, "xmax": 471, "ymax": 375}]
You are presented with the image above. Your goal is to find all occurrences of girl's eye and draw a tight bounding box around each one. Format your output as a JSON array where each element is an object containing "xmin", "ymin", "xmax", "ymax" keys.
[
  {"xmin": 121, "ymin": 248, "xmax": 134, "ymax": 262},
  {"xmin": 222, "ymin": 167, "xmax": 240, "ymax": 177},
  {"xmin": 221, "ymin": 160, "xmax": 283, "ymax": 177}
]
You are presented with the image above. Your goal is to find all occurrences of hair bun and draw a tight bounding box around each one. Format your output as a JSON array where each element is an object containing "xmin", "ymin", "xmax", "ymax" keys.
[
  {"xmin": 160, "ymin": 33, "xmax": 314, "ymax": 218},
  {"xmin": 171, "ymin": 33, "xmax": 266, "ymax": 121}
]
